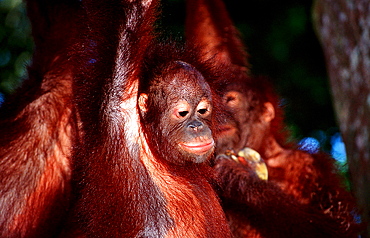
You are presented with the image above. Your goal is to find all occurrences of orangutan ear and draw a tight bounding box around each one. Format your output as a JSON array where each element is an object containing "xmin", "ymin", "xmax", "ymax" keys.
[
  {"xmin": 262, "ymin": 102, "xmax": 275, "ymax": 123},
  {"xmin": 138, "ymin": 93, "xmax": 148, "ymax": 113}
]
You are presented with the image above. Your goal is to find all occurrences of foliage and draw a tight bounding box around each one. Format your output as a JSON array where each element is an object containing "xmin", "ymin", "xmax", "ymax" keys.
[{"xmin": 0, "ymin": 0, "xmax": 33, "ymax": 99}]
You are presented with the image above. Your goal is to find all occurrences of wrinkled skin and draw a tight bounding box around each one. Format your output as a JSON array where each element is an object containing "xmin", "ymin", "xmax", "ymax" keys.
[{"xmin": 139, "ymin": 61, "xmax": 215, "ymax": 164}]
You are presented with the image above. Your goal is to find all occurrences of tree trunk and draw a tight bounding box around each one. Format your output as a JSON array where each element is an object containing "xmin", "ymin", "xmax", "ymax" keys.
[{"xmin": 313, "ymin": 0, "xmax": 370, "ymax": 237}]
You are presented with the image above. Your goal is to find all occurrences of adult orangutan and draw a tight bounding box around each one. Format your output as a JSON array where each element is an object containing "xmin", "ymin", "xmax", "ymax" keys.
[
  {"xmin": 185, "ymin": 0, "xmax": 360, "ymax": 237},
  {"xmin": 0, "ymin": 1, "xmax": 82, "ymax": 237}
]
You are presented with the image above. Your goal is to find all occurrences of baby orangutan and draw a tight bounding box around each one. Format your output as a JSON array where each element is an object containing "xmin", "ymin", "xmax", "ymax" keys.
[{"xmin": 214, "ymin": 78, "xmax": 359, "ymax": 238}]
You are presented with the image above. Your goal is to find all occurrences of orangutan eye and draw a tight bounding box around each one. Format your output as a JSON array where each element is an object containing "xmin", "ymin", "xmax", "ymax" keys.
[
  {"xmin": 196, "ymin": 99, "xmax": 211, "ymax": 117},
  {"xmin": 226, "ymin": 96, "xmax": 236, "ymax": 103},
  {"xmin": 198, "ymin": 109, "xmax": 207, "ymax": 114},
  {"xmin": 224, "ymin": 91, "xmax": 241, "ymax": 108},
  {"xmin": 172, "ymin": 100, "xmax": 191, "ymax": 120},
  {"xmin": 178, "ymin": 111, "xmax": 189, "ymax": 117}
]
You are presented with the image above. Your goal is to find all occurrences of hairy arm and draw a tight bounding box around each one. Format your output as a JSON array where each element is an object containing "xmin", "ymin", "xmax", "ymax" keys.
[{"xmin": 214, "ymin": 157, "xmax": 358, "ymax": 238}]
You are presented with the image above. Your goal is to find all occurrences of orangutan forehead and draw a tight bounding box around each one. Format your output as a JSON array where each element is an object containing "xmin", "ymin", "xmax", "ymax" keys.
[{"xmin": 160, "ymin": 61, "xmax": 211, "ymax": 95}]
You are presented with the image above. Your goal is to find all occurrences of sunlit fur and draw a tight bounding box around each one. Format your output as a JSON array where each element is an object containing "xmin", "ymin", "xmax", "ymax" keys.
[
  {"xmin": 64, "ymin": 1, "xmax": 231, "ymax": 237},
  {"xmin": 0, "ymin": 1, "xmax": 82, "ymax": 236}
]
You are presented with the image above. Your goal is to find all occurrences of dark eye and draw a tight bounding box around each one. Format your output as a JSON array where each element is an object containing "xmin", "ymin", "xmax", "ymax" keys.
[
  {"xmin": 226, "ymin": 96, "xmax": 236, "ymax": 103},
  {"xmin": 198, "ymin": 109, "xmax": 208, "ymax": 115},
  {"xmin": 178, "ymin": 111, "xmax": 189, "ymax": 117}
]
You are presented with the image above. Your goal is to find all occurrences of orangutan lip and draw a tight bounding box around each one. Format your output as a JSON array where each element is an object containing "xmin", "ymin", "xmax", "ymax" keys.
[
  {"xmin": 219, "ymin": 125, "xmax": 232, "ymax": 132},
  {"xmin": 180, "ymin": 140, "xmax": 215, "ymax": 154},
  {"xmin": 218, "ymin": 125, "xmax": 235, "ymax": 135}
]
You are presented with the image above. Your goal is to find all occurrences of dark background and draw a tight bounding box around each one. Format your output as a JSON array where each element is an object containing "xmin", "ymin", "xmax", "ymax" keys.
[{"xmin": 0, "ymin": 0, "xmax": 342, "ymax": 156}]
